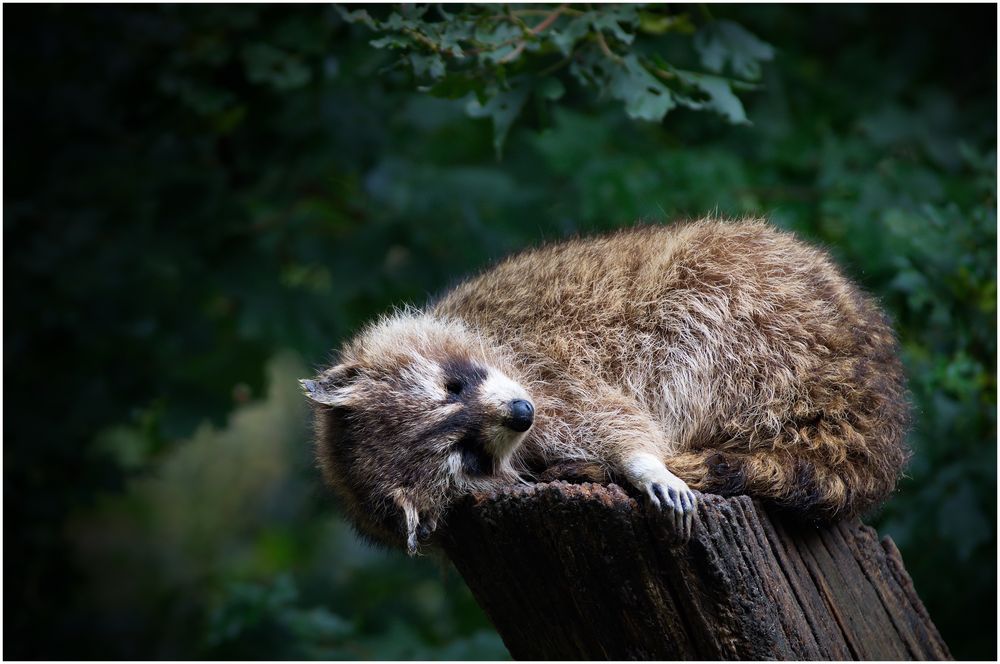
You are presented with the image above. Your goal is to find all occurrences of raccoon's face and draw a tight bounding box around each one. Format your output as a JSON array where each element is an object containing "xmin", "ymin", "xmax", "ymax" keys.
[{"xmin": 303, "ymin": 350, "xmax": 534, "ymax": 554}]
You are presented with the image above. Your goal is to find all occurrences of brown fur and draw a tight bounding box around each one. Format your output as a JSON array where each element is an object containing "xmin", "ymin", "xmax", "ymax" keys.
[{"xmin": 306, "ymin": 219, "xmax": 910, "ymax": 551}]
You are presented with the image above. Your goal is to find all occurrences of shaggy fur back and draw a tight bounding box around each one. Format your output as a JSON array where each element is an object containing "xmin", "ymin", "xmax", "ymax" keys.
[{"xmin": 432, "ymin": 220, "xmax": 910, "ymax": 519}]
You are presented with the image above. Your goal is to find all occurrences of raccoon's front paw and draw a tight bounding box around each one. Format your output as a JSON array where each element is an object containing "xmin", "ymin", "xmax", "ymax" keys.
[
  {"xmin": 645, "ymin": 476, "xmax": 696, "ymax": 541},
  {"xmin": 625, "ymin": 452, "xmax": 697, "ymax": 541}
]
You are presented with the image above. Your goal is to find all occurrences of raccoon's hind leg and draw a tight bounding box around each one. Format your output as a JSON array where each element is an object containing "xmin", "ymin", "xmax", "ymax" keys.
[
  {"xmin": 665, "ymin": 423, "xmax": 908, "ymax": 521},
  {"xmin": 665, "ymin": 449, "xmax": 851, "ymax": 520}
]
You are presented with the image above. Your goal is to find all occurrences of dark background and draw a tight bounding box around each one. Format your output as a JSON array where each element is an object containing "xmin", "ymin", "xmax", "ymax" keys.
[{"xmin": 4, "ymin": 4, "xmax": 996, "ymax": 659}]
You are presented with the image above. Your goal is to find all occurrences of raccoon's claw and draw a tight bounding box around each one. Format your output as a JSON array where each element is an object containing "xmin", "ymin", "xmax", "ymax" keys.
[
  {"xmin": 406, "ymin": 516, "xmax": 439, "ymax": 556},
  {"xmin": 406, "ymin": 532, "xmax": 419, "ymax": 556},
  {"xmin": 647, "ymin": 480, "xmax": 696, "ymax": 541},
  {"xmin": 625, "ymin": 452, "xmax": 697, "ymax": 541}
]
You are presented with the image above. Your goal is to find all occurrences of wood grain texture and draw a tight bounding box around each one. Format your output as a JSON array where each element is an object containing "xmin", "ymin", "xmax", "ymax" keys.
[{"xmin": 441, "ymin": 482, "xmax": 951, "ymax": 661}]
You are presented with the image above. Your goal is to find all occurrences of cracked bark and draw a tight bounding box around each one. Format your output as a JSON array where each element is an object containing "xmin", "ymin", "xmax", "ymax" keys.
[{"xmin": 440, "ymin": 482, "xmax": 951, "ymax": 660}]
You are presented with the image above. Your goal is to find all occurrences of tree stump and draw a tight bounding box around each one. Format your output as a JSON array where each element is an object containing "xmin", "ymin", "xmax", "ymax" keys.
[{"xmin": 441, "ymin": 481, "xmax": 951, "ymax": 660}]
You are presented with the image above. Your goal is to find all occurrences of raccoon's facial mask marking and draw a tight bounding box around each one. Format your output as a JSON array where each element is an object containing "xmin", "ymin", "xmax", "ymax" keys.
[
  {"xmin": 441, "ymin": 358, "xmax": 488, "ymax": 401},
  {"xmin": 437, "ymin": 359, "xmax": 520, "ymax": 476},
  {"xmin": 453, "ymin": 427, "xmax": 493, "ymax": 477},
  {"xmin": 428, "ymin": 360, "xmax": 535, "ymax": 479}
]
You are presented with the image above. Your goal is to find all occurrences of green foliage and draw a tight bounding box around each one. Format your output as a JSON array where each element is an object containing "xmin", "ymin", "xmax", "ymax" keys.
[
  {"xmin": 4, "ymin": 4, "xmax": 995, "ymax": 660},
  {"xmin": 339, "ymin": 4, "xmax": 772, "ymax": 153},
  {"xmin": 66, "ymin": 355, "xmax": 506, "ymax": 659}
]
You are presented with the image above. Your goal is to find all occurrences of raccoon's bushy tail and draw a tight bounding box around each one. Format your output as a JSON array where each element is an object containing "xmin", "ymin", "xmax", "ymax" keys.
[{"xmin": 665, "ymin": 442, "xmax": 907, "ymax": 522}]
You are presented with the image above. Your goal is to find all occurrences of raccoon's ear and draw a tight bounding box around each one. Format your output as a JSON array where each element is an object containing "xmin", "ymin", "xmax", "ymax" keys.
[
  {"xmin": 300, "ymin": 363, "xmax": 361, "ymax": 407},
  {"xmin": 392, "ymin": 488, "xmax": 423, "ymax": 556}
]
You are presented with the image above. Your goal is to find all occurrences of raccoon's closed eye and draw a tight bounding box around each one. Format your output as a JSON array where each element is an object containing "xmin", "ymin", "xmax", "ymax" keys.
[{"xmin": 445, "ymin": 379, "xmax": 465, "ymax": 395}]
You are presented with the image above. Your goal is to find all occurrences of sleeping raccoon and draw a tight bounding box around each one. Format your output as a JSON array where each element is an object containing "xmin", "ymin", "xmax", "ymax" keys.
[{"xmin": 302, "ymin": 219, "xmax": 910, "ymax": 554}]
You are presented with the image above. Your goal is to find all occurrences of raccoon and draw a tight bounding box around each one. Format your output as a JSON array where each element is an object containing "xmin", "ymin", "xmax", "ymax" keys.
[{"xmin": 303, "ymin": 219, "xmax": 910, "ymax": 554}]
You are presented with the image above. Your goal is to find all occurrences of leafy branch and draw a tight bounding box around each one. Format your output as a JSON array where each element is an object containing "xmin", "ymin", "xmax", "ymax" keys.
[{"xmin": 337, "ymin": 3, "xmax": 775, "ymax": 156}]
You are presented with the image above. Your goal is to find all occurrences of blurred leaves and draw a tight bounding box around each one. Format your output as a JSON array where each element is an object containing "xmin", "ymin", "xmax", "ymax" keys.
[
  {"xmin": 69, "ymin": 355, "xmax": 507, "ymax": 659},
  {"xmin": 341, "ymin": 3, "xmax": 772, "ymax": 153},
  {"xmin": 4, "ymin": 3, "xmax": 995, "ymax": 661},
  {"xmin": 243, "ymin": 43, "xmax": 312, "ymax": 90},
  {"xmin": 466, "ymin": 79, "xmax": 531, "ymax": 154},
  {"xmin": 694, "ymin": 19, "xmax": 775, "ymax": 79}
]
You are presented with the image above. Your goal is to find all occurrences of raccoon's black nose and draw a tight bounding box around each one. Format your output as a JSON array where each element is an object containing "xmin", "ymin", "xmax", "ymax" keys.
[{"xmin": 505, "ymin": 399, "xmax": 534, "ymax": 432}]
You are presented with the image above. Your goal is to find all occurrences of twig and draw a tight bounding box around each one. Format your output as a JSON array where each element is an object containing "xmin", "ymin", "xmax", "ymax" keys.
[
  {"xmin": 495, "ymin": 3, "xmax": 568, "ymax": 64},
  {"xmin": 510, "ymin": 7, "xmax": 584, "ymax": 18},
  {"xmin": 594, "ymin": 29, "xmax": 623, "ymax": 65},
  {"xmin": 404, "ymin": 27, "xmax": 441, "ymax": 52},
  {"xmin": 651, "ymin": 66, "xmax": 675, "ymax": 80},
  {"xmin": 498, "ymin": 41, "xmax": 527, "ymax": 64},
  {"xmin": 528, "ymin": 3, "xmax": 568, "ymax": 34},
  {"xmin": 466, "ymin": 36, "xmax": 523, "ymax": 57},
  {"xmin": 409, "ymin": 4, "xmax": 569, "ymax": 62}
]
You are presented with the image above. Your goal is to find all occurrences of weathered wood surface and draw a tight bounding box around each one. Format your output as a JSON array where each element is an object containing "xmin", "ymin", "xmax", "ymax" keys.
[{"xmin": 441, "ymin": 481, "xmax": 951, "ymax": 661}]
